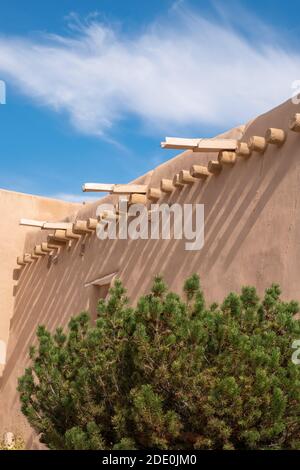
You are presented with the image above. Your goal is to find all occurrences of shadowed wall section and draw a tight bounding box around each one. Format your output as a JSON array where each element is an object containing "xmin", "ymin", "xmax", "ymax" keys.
[{"xmin": 0, "ymin": 189, "xmax": 81, "ymax": 374}]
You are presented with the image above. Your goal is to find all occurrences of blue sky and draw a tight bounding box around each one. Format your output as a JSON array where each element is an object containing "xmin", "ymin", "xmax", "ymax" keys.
[{"xmin": 0, "ymin": 0, "xmax": 299, "ymax": 202}]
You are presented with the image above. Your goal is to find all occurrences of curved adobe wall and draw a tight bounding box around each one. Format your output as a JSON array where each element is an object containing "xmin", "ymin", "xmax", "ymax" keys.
[{"xmin": 1, "ymin": 98, "xmax": 300, "ymax": 446}]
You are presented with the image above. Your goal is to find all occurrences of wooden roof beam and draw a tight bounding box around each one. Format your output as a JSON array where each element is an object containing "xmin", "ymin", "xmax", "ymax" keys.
[
  {"xmin": 47, "ymin": 235, "xmax": 68, "ymax": 248},
  {"xmin": 113, "ymin": 184, "xmax": 147, "ymax": 194},
  {"xmin": 20, "ymin": 220, "xmax": 74, "ymax": 231},
  {"xmin": 236, "ymin": 142, "xmax": 251, "ymax": 158},
  {"xmin": 23, "ymin": 253, "xmax": 34, "ymax": 264},
  {"xmin": 248, "ymin": 136, "xmax": 267, "ymax": 154},
  {"xmin": 34, "ymin": 245, "xmax": 47, "ymax": 256},
  {"xmin": 179, "ymin": 170, "xmax": 197, "ymax": 184},
  {"xmin": 82, "ymin": 183, "xmax": 147, "ymax": 194},
  {"xmin": 72, "ymin": 220, "xmax": 94, "ymax": 235},
  {"xmin": 208, "ymin": 160, "xmax": 222, "ymax": 175},
  {"xmin": 82, "ymin": 183, "xmax": 114, "ymax": 193},
  {"xmin": 160, "ymin": 179, "xmax": 174, "ymax": 193},
  {"xmin": 161, "ymin": 137, "xmax": 238, "ymax": 152},
  {"xmin": 218, "ymin": 151, "xmax": 237, "ymax": 165},
  {"xmin": 128, "ymin": 194, "xmax": 148, "ymax": 205},
  {"xmin": 41, "ymin": 242, "xmax": 53, "ymax": 253},
  {"xmin": 42, "ymin": 222, "xmax": 73, "ymax": 230},
  {"xmin": 65, "ymin": 228, "xmax": 81, "ymax": 240},
  {"xmin": 193, "ymin": 139, "xmax": 238, "ymax": 153},
  {"xmin": 17, "ymin": 256, "xmax": 26, "ymax": 266},
  {"xmin": 161, "ymin": 137, "xmax": 201, "ymax": 149},
  {"xmin": 172, "ymin": 174, "xmax": 184, "ymax": 188},
  {"xmin": 52, "ymin": 230, "xmax": 71, "ymax": 242},
  {"xmin": 190, "ymin": 165, "xmax": 210, "ymax": 179},
  {"xmin": 265, "ymin": 128, "xmax": 286, "ymax": 145},
  {"xmin": 19, "ymin": 219, "xmax": 46, "ymax": 228},
  {"xmin": 87, "ymin": 218, "xmax": 98, "ymax": 230},
  {"xmin": 147, "ymin": 188, "xmax": 162, "ymax": 201}
]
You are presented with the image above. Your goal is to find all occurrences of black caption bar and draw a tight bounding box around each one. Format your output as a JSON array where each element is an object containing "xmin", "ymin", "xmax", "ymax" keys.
[{"xmin": 0, "ymin": 450, "xmax": 299, "ymax": 467}]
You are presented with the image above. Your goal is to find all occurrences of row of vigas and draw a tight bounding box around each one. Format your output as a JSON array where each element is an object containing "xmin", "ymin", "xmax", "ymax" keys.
[{"xmin": 16, "ymin": 112, "xmax": 300, "ymax": 269}]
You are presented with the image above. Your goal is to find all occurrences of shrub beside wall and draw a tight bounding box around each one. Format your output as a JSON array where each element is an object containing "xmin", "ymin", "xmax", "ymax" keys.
[{"xmin": 18, "ymin": 276, "xmax": 300, "ymax": 450}]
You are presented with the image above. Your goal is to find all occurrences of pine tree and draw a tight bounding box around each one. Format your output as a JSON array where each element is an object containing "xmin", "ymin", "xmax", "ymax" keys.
[{"xmin": 18, "ymin": 276, "xmax": 300, "ymax": 449}]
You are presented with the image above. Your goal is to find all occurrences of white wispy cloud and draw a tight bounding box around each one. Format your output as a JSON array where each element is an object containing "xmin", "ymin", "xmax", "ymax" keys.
[{"xmin": 0, "ymin": 4, "xmax": 299, "ymax": 137}]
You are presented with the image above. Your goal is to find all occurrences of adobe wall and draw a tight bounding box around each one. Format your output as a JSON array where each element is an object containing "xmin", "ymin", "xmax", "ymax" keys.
[
  {"xmin": 1, "ymin": 98, "xmax": 300, "ymax": 447},
  {"xmin": 0, "ymin": 189, "xmax": 81, "ymax": 376}
]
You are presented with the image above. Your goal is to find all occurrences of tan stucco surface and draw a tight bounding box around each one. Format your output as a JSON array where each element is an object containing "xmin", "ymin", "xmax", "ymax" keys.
[
  {"xmin": 0, "ymin": 190, "xmax": 81, "ymax": 371},
  {"xmin": 0, "ymin": 98, "xmax": 300, "ymax": 447}
]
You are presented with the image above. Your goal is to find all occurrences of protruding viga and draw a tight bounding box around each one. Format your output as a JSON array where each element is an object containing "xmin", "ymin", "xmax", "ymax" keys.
[
  {"xmin": 41, "ymin": 242, "xmax": 53, "ymax": 252},
  {"xmin": 87, "ymin": 218, "xmax": 98, "ymax": 230},
  {"xmin": 34, "ymin": 245, "xmax": 47, "ymax": 256},
  {"xmin": 53, "ymin": 230, "xmax": 70, "ymax": 241},
  {"xmin": 23, "ymin": 253, "xmax": 33, "ymax": 264},
  {"xmin": 236, "ymin": 142, "xmax": 251, "ymax": 158},
  {"xmin": 179, "ymin": 170, "xmax": 196, "ymax": 184},
  {"xmin": 190, "ymin": 165, "xmax": 210, "ymax": 179},
  {"xmin": 289, "ymin": 113, "xmax": 300, "ymax": 132},
  {"xmin": 65, "ymin": 228, "xmax": 81, "ymax": 239},
  {"xmin": 47, "ymin": 234, "xmax": 68, "ymax": 247},
  {"xmin": 147, "ymin": 188, "xmax": 162, "ymax": 201},
  {"xmin": 248, "ymin": 136, "xmax": 267, "ymax": 153},
  {"xmin": 218, "ymin": 151, "xmax": 237, "ymax": 165},
  {"xmin": 265, "ymin": 128, "xmax": 286, "ymax": 145},
  {"xmin": 73, "ymin": 220, "xmax": 93, "ymax": 234},
  {"xmin": 160, "ymin": 178, "xmax": 174, "ymax": 193},
  {"xmin": 172, "ymin": 174, "xmax": 184, "ymax": 188},
  {"xmin": 208, "ymin": 160, "xmax": 222, "ymax": 174},
  {"xmin": 17, "ymin": 256, "xmax": 26, "ymax": 266},
  {"xmin": 129, "ymin": 193, "xmax": 147, "ymax": 205}
]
